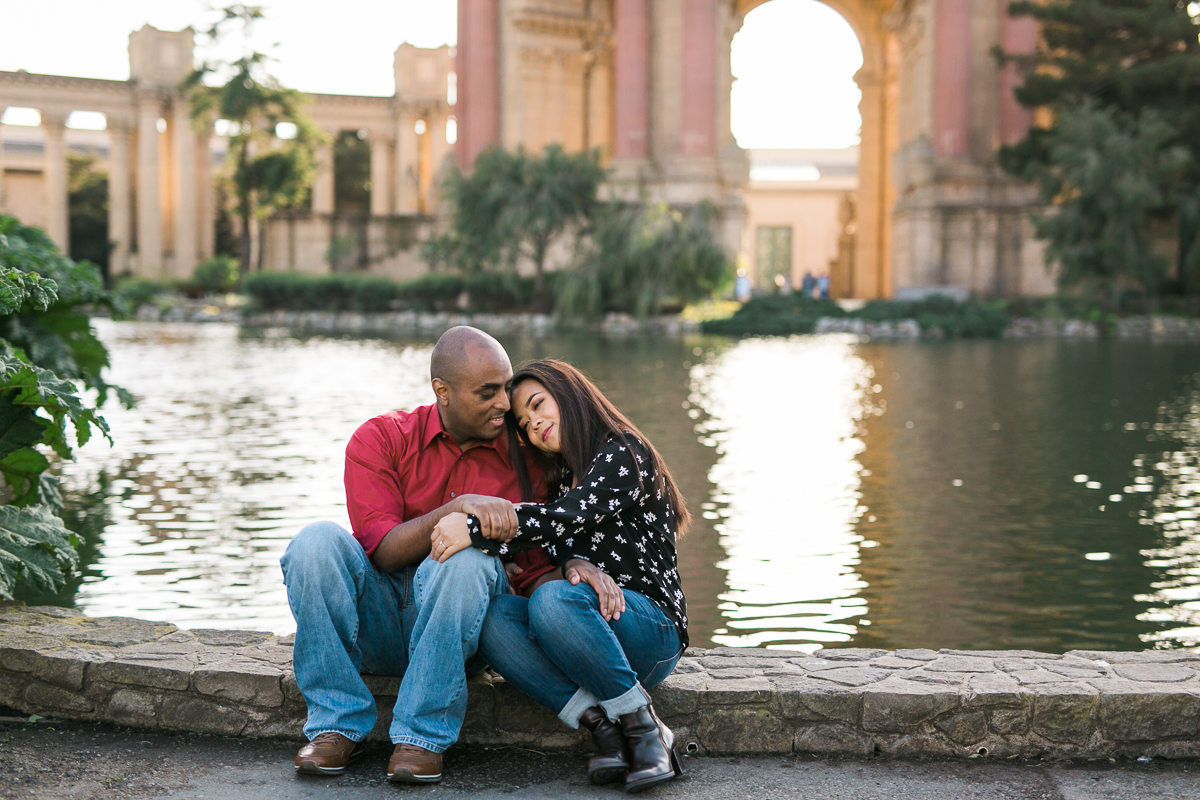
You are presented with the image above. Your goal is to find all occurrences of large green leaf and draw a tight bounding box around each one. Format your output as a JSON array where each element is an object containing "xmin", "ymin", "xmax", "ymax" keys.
[
  {"xmin": 0, "ymin": 447, "xmax": 50, "ymax": 506},
  {"xmin": 0, "ymin": 393, "xmax": 49, "ymax": 461},
  {"xmin": 0, "ymin": 503, "xmax": 78, "ymax": 599}
]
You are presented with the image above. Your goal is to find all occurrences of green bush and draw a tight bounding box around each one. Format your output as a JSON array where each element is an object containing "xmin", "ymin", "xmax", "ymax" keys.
[
  {"xmin": 192, "ymin": 256, "xmax": 240, "ymax": 294},
  {"xmin": 242, "ymin": 270, "xmax": 561, "ymax": 314},
  {"xmin": 701, "ymin": 294, "xmax": 844, "ymax": 336},
  {"xmin": 701, "ymin": 294, "xmax": 1009, "ymax": 338},
  {"xmin": 558, "ymin": 202, "xmax": 733, "ymax": 320},
  {"xmin": 0, "ymin": 215, "xmax": 128, "ymax": 599}
]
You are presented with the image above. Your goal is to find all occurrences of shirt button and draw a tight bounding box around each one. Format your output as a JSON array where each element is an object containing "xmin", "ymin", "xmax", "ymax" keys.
[{"xmin": 450, "ymin": 492, "xmax": 456, "ymax": 497}]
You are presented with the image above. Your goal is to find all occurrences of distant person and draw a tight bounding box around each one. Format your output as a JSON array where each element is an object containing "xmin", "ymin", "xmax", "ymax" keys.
[
  {"xmin": 282, "ymin": 326, "xmax": 540, "ymax": 784},
  {"xmin": 432, "ymin": 359, "xmax": 689, "ymax": 792},
  {"xmin": 817, "ymin": 272, "xmax": 831, "ymax": 300},
  {"xmin": 801, "ymin": 271, "xmax": 816, "ymax": 298},
  {"xmin": 734, "ymin": 268, "xmax": 752, "ymax": 303}
]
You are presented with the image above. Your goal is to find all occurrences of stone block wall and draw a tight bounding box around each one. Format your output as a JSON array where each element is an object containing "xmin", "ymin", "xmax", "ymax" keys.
[{"xmin": 2, "ymin": 606, "xmax": 1199, "ymax": 758}]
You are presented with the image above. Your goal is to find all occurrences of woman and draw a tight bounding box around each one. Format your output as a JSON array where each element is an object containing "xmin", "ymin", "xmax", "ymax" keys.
[{"xmin": 432, "ymin": 359, "xmax": 688, "ymax": 792}]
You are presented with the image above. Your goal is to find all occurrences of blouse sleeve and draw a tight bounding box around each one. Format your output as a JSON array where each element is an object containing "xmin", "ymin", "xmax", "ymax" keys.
[{"xmin": 467, "ymin": 436, "xmax": 651, "ymax": 555}]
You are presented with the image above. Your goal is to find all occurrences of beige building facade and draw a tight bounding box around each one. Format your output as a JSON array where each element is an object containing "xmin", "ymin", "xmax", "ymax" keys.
[{"xmin": 2, "ymin": 2, "xmax": 1056, "ymax": 298}]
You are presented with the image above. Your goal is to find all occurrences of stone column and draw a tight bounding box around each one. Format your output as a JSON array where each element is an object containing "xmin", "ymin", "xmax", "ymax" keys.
[
  {"xmin": 136, "ymin": 95, "xmax": 163, "ymax": 274},
  {"xmin": 457, "ymin": 0, "xmax": 499, "ymax": 170},
  {"xmin": 312, "ymin": 137, "xmax": 334, "ymax": 215},
  {"xmin": 369, "ymin": 131, "xmax": 393, "ymax": 216},
  {"xmin": 680, "ymin": 0, "xmax": 717, "ymax": 157},
  {"xmin": 196, "ymin": 126, "xmax": 215, "ymax": 259},
  {"xmin": 172, "ymin": 102, "xmax": 198, "ymax": 277},
  {"xmin": 107, "ymin": 119, "xmax": 133, "ymax": 274},
  {"xmin": 997, "ymin": 2, "xmax": 1036, "ymax": 147},
  {"xmin": 41, "ymin": 112, "xmax": 70, "ymax": 251},
  {"xmin": 932, "ymin": 0, "xmax": 972, "ymax": 157},
  {"xmin": 395, "ymin": 111, "xmax": 420, "ymax": 214},
  {"xmin": 613, "ymin": 0, "xmax": 650, "ymax": 160}
]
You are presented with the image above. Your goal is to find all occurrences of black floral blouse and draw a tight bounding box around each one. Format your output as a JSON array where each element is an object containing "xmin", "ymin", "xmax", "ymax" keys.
[{"xmin": 466, "ymin": 434, "xmax": 688, "ymax": 647}]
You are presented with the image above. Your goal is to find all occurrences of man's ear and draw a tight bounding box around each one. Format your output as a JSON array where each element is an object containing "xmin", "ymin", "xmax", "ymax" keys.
[{"xmin": 432, "ymin": 378, "xmax": 451, "ymax": 406}]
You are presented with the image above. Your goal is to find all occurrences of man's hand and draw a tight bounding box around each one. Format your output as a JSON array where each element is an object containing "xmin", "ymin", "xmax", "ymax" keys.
[
  {"xmin": 431, "ymin": 512, "xmax": 473, "ymax": 563},
  {"xmin": 564, "ymin": 558, "xmax": 625, "ymax": 622},
  {"xmin": 457, "ymin": 494, "xmax": 518, "ymax": 541}
]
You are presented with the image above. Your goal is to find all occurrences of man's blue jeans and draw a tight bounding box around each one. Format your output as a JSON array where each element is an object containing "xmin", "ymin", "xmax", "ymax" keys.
[
  {"xmin": 280, "ymin": 521, "xmax": 505, "ymax": 752},
  {"xmin": 478, "ymin": 580, "xmax": 682, "ymax": 728}
]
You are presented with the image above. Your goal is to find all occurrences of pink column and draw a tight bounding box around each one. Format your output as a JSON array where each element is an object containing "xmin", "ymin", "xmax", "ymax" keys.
[
  {"xmin": 997, "ymin": 3, "xmax": 1036, "ymax": 146},
  {"xmin": 680, "ymin": 0, "xmax": 717, "ymax": 157},
  {"xmin": 457, "ymin": 0, "xmax": 500, "ymax": 170},
  {"xmin": 932, "ymin": 0, "xmax": 972, "ymax": 157},
  {"xmin": 613, "ymin": 0, "xmax": 650, "ymax": 159}
]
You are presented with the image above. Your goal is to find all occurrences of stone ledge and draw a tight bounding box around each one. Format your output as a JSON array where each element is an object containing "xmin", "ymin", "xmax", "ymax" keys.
[{"xmin": 2, "ymin": 606, "xmax": 1199, "ymax": 757}]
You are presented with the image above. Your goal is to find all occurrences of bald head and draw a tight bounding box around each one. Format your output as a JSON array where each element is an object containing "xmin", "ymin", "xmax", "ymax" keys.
[{"xmin": 431, "ymin": 326, "xmax": 510, "ymax": 388}]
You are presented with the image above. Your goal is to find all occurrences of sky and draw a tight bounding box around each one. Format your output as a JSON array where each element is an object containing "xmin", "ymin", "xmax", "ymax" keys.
[{"xmin": 0, "ymin": 0, "xmax": 862, "ymax": 150}]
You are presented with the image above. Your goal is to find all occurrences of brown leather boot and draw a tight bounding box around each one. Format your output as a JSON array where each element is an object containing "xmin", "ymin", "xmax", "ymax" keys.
[
  {"xmin": 294, "ymin": 732, "xmax": 366, "ymax": 775},
  {"xmin": 387, "ymin": 743, "xmax": 444, "ymax": 784},
  {"xmin": 620, "ymin": 701, "xmax": 682, "ymax": 793},
  {"xmin": 578, "ymin": 706, "xmax": 629, "ymax": 784}
]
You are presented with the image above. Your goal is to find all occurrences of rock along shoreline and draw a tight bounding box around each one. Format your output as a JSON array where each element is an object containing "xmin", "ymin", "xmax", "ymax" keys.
[
  {"xmin": 127, "ymin": 303, "xmax": 1200, "ymax": 341},
  {"xmin": 2, "ymin": 605, "xmax": 1199, "ymax": 759}
]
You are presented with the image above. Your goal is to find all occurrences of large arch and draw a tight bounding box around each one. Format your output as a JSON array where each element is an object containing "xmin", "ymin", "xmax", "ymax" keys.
[{"xmin": 732, "ymin": 0, "xmax": 897, "ymax": 298}]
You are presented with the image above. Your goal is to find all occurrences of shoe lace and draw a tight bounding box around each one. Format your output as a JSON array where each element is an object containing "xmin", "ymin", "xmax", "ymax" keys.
[{"xmin": 311, "ymin": 732, "xmax": 347, "ymax": 745}]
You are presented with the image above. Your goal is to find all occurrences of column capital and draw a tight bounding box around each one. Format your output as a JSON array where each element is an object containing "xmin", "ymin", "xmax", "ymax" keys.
[{"xmin": 39, "ymin": 110, "xmax": 69, "ymax": 129}]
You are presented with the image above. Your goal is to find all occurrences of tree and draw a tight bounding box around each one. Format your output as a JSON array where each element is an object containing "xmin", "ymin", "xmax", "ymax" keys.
[
  {"xmin": 0, "ymin": 215, "xmax": 127, "ymax": 599},
  {"xmin": 1000, "ymin": 0, "xmax": 1200, "ymax": 297},
  {"xmin": 183, "ymin": 4, "xmax": 324, "ymax": 274},
  {"xmin": 557, "ymin": 202, "xmax": 733, "ymax": 319},
  {"xmin": 67, "ymin": 154, "xmax": 109, "ymax": 279},
  {"xmin": 424, "ymin": 144, "xmax": 606, "ymax": 294}
]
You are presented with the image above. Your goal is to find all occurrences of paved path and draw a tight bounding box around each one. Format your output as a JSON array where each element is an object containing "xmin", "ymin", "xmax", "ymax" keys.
[{"xmin": 1, "ymin": 718, "xmax": 1196, "ymax": 800}]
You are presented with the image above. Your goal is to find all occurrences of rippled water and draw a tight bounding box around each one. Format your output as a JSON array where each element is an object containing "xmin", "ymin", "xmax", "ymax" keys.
[{"xmin": 56, "ymin": 321, "xmax": 1200, "ymax": 652}]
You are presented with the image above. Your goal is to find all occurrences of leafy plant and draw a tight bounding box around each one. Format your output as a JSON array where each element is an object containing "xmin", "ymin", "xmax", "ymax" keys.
[
  {"xmin": 558, "ymin": 202, "xmax": 733, "ymax": 320},
  {"xmin": 0, "ymin": 215, "xmax": 125, "ymax": 599},
  {"xmin": 424, "ymin": 144, "xmax": 606, "ymax": 293},
  {"xmin": 192, "ymin": 256, "xmax": 240, "ymax": 294},
  {"xmin": 184, "ymin": 4, "xmax": 325, "ymax": 274}
]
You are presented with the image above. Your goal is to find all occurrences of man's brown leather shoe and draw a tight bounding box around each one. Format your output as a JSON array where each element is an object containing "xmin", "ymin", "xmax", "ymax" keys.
[
  {"xmin": 387, "ymin": 743, "xmax": 443, "ymax": 783},
  {"xmin": 294, "ymin": 732, "xmax": 366, "ymax": 775}
]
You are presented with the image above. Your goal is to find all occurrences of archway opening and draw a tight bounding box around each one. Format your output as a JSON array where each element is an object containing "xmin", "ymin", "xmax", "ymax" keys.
[{"xmin": 731, "ymin": 0, "xmax": 863, "ymax": 298}]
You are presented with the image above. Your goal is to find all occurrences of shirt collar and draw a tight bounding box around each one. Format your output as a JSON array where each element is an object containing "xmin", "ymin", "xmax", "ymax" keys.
[{"xmin": 421, "ymin": 403, "xmax": 513, "ymax": 467}]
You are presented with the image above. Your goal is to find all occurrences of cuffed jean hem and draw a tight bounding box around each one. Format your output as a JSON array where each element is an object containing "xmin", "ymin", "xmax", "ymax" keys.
[
  {"xmin": 392, "ymin": 734, "xmax": 448, "ymax": 754},
  {"xmin": 308, "ymin": 728, "xmax": 365, "ymax": 743},
  {"xmin": 600, "ymin": 682, "xmax": 650, "ymax": 722},
  {"xmin": 558, "ymin": 687, "xmax": 602, "ymax": 729}
]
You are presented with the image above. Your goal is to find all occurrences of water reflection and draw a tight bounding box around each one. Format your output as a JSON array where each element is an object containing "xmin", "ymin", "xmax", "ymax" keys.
[
  {"xmin": 58, "ymin": 324, "xmax": 1200, "ymax": 652},
  {"xmin": 689, "ymin": 335, "xmax": 874, "ymax": 650}
]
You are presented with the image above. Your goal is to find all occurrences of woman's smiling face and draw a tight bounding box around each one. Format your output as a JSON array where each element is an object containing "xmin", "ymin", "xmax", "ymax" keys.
[{"xmin": 512, "ymin": 379, "xmax": 561, "ymax": 454}]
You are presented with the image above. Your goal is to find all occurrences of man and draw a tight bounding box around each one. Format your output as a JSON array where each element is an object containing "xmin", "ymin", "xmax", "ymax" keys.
[{"xmin": 280, "ymin": 326, "xmax": 523, "ymax": 784}]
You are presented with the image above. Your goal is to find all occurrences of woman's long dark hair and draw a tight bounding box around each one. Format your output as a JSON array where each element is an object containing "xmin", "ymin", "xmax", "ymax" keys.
[{"xmin": 506, "ymin": 359, "xmax": 689, "ymax": 532}]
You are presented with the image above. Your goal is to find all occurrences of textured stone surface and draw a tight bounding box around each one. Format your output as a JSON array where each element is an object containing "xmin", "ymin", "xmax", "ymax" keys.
[{"xmin": 2, "ymin": 605, "xmax": 1200, "ymax": 758}]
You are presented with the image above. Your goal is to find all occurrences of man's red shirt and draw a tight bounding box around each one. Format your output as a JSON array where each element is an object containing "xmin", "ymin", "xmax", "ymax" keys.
[{"xmin": 345, "ymin": 403, "xmax": 527, "ymax": 560}]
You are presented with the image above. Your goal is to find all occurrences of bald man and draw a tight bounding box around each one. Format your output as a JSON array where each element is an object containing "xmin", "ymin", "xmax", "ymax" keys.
[{"xmin": 280, "ymin": 327, "xmax": 526, "ymax": 783}]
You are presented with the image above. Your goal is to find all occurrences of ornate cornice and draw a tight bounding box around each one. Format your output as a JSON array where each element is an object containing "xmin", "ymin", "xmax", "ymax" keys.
[
  {"xmin": 512, "ymin": 11, "xmax": 610, "ymax": 40},
  {"xmin": 0, "ymin": 70, "xmax": 132, "ymax": 94}
]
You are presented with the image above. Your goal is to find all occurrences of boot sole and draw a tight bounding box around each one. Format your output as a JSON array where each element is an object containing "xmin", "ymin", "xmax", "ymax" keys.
[
  {"xmin": 625, "ymin": 769, "xmax": 679, "ymax": 793},
  {"xmin": 588, "ymin": 765, "xmax": 629, "ymax": 785},
  {"xmin": 387, "ymin": 768, "xmax": 442, "ymax": 784}
]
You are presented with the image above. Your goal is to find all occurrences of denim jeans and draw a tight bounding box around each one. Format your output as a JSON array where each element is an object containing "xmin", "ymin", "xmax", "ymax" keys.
[
  {"xmin": 478, "ymin": 580, "xmax": 682, "ymax": 728},
  {"xmin": 280, "ymin": 521, "xmax": 506, "ymax": 751}
]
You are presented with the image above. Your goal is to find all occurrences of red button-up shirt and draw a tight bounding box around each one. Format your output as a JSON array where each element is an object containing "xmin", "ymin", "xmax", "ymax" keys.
[{"xmin": 345, "ymin": 403, "xmax": 527, "ymax": 560}]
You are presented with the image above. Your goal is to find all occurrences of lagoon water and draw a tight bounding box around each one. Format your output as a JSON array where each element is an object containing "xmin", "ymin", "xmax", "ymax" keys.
[{"xmin": 56, "ymin": 320, "xmax": 1200, "ymax": 652}]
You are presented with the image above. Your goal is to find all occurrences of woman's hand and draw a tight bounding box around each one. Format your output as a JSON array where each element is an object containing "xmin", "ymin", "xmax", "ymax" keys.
[
  {"xmin": 431, "ymin": 512, "xmax": 472, "ymax": 563},
  {"xmin": 564, "ymin": 558, "xmax": 625, "ymax": 621}
]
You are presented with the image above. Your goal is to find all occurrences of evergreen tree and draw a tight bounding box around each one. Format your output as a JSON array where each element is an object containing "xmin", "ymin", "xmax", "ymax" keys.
[{"xmin": 1001, "ymin": 0, "xmax": 1200, "ymax": 297}]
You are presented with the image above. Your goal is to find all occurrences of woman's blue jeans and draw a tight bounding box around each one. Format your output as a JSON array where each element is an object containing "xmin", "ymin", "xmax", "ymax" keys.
[
  {"xmin": 280, "ymin": 521, "xmax": 506, "ymax": 752},
  {"xmin": 478, "ymin": 580, "xmax": 682, "ymax": 728}
]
